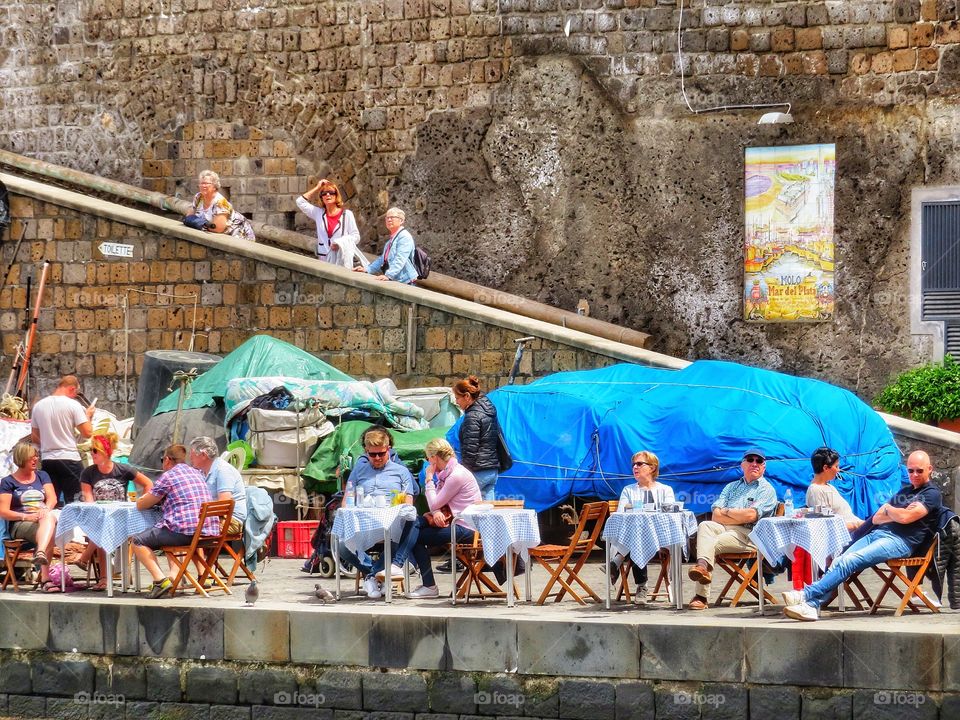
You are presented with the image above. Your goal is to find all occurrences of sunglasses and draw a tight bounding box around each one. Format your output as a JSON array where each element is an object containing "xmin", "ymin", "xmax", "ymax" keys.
[
  {"xmin": 907, "ymin": 468, "xmax": 925, "ymax": 474},
  {"xmin": 633, "ymin": 461, "xmax": 651, "ymax": 468},
  {"xmin": 744, "ymin": 455, "xmax": 765, "ymax": 464},
  {"xmin": 320, "ymin": 190, "xmax": 337, "ymax": 197},
  {"xmin": 367, "ymin": 450, "xmax": 389, "ymax": 458}
]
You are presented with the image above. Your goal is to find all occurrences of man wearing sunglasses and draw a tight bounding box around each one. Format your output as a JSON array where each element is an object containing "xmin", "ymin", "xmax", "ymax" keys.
[
  {"xmin": 782, "ymin": 450, "xmax": 943, "ymax": 621},
  {"xmin": 340, "ymin": 427, "xmax": 416, "ymax": 599},
  {"xmin": 687, "ymin": 447, "xmax": 778, "ymax": 610}
]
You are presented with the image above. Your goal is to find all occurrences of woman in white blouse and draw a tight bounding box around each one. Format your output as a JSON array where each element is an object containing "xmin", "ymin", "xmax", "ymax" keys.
[
  {"xmin": 610, "ymin": 450, "xmax": 675, "ymax": 605},
  {"xmin": 805, "ymin": 447, "xmax": 863, "ymax": 531}
]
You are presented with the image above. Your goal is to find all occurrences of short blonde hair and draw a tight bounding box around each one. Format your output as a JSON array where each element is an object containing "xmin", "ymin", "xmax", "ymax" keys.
[
  {"xmin": 631, "ymin": 450, "xmax": 660, "ymax": 480},
  {"xmin": 198, "ymin": 170, "xmax": 221, "ymax": 189},
  {"xmin": 424, "ymin": 438, "xmax": 455, "ymax": 461},
  {"xmin": 385, "ymin": 207, "xmax": 405, "ymax": 223},
  {"xmin": 12, "ymin": 441, "xmax": 38, "ymax": 468}
]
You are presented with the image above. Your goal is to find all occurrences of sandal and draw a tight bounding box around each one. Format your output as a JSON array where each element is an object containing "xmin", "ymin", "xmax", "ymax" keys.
[
  {"xmin": 90, "ymin": 580, "xmax": 108, "ymax": 592},
  {"xmin": 40, "ymin": 580, "xmax": 62, "ymax": 593},
  {"xmin": 33, "ymin": 551, "xmax": 49, "ymax": 570}
]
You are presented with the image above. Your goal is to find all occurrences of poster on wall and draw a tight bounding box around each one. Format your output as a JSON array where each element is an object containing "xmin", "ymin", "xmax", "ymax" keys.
[{"xmin": 744, "ymin": 143, "xmax": 836, "ymax": 322}]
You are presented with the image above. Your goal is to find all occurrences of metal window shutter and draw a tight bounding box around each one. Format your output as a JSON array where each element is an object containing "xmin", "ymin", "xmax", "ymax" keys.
[{"xmin": 922, "ymin": 202, "xmax": 960, "ymax": 319}]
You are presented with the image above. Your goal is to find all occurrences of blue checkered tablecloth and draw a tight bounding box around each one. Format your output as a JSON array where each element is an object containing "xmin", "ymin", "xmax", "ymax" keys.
[
  {"xmin": 603, "ymin": 510, "xmax": 698, "ymax": 567},
  {"xmin": 332, "ymin": 504, "xmax": 418, "ymax": 554},
  {"xmin": 55, "ymin": 502, "xmax": 162, "ymax": 554},
  {"xmin": 458, "ymin": 508, "xmax": 541, "ymax": 566},
  {"xmin": 749, "ymin": 516, "xmax": 851, "ymax": 571}
]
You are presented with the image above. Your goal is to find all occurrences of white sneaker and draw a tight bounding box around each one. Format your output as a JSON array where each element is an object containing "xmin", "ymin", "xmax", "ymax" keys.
[
  {"xmin": 406, "ymin": 585, "xmax": 439, "ymax": 599},
  {"xmin": 633, "ymin": 585, "xmax": 648, "ymax": 605},
  {"xmin": 781, "ymin": 589, "xmax": 804, "ymax": 606},
  {"xmin": 376, "ymin": 563, "xmax": 404, "ymax": 581},
  {"xmin": 783, "ymin": 602, "xmax": 818, "ymax": 621},
  {"xmin": 363, "ymin": 576, "xmax": 383, "ymax": 599}
]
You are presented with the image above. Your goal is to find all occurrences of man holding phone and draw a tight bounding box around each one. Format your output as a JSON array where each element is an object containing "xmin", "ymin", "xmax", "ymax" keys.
[{"xmin": 30, "ymin": 375, "xmax": 95, "ymax": 506}]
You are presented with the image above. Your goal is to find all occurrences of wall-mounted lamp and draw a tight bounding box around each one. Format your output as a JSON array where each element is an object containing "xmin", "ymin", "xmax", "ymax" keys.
[{"xmin": 757, "ymin": 111, "xmax": 794, "ymax": 125}]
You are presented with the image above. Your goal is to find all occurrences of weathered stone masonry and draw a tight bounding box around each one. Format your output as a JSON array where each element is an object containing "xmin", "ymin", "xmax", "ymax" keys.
[
  {"xmin": 1, "ymin": 191, "xmax": 616, "ymax": 404},
  {"xmin": 5, "ymin": 1, "xmax": 960, "ymax": 399}
]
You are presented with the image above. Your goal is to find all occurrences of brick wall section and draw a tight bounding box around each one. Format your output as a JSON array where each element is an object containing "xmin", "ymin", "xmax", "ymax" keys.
[{"xmin": 1, "ymin": 192, "xmax": 615, "ymax": 405}]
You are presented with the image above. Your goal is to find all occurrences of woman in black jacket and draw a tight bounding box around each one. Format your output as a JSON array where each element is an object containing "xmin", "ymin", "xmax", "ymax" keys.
[{"xmin": 453, "ymin": 375, "xmax": 500, "ymax": 500}]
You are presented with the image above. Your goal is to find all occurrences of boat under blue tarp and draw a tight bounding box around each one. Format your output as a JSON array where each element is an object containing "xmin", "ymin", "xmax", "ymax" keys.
[{"xmin": 449, "ymin": 360, "xmax": 905, "ymax": 516}]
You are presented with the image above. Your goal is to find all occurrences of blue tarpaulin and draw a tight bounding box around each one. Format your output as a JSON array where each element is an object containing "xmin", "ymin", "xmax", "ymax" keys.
[{"xmin": 448, "ymin": 361, "xmax": 905, "ymax": 516}]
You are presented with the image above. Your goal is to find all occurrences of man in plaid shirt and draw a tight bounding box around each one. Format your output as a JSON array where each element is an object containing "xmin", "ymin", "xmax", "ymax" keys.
[{"xmin": 132, "ymin": 444, "xmax": 218, "ymax": 599}]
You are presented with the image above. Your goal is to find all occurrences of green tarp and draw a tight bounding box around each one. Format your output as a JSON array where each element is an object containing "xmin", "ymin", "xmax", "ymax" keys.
[
  {"xmin": 302, "ymin": 420, "xmax": 450, "ymax": 494},
  {"xmin": 153, "ymin": 335, "xmax": 353, "ymax": 415}
]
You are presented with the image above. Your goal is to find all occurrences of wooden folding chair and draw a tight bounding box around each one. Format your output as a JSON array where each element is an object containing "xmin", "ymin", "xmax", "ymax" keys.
[
  {"xmin": 1, "ymin": 539, "xmax": 38, "ymax": 591},
  {"xmin": 713, "ymin": 502, "xmax": 783, "ymax": 608},
  {"xmin": 215, "ymin": 528, "xmax": 257, "ymax": 586},
  {"xmin": 530, "ymin": 500, "xmax": 609, "ymax": 605},
  {"xmin": 162, "ymin": 500, "xmax": 235, "ymax": 597},
  {"xmin": 868, "ymin": 535, "xmax": 940, "ymax": 616},
  {"xmin": 454, "ymin": 500, "xmax": 523, "ymax": 601}
]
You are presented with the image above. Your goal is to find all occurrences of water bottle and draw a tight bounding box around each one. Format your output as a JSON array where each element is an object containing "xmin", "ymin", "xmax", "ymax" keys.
[
  {"xmin": 355, "ymin": 486, "xmax": 365, "ymax": 507},
  {"xmin": 783, "ymin": 489, "xmax": 794, "ymax": 518},
  {"xmin": 344, "ymin": 480, "xmax": 355, "ymax": 507}
]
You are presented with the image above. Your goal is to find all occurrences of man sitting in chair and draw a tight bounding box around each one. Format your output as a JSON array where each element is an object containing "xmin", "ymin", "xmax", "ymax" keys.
[
  {"xmin": 189, "ymin": 436, "xmax": 247, "ymax": 534},
  {"xmin": 782, "ymin": 450, "xmax": 942, "ymax": 621},
  {"xmin": 132, "ymin": 444, "xmax": 219, "ymax": 599},
  {"xmin": 687, "ymin": 447, "xmax": 778, "ymax": 610},
  {"xmin": 341, "ymin": 427, "xmax": 416, "ymax": 600}
]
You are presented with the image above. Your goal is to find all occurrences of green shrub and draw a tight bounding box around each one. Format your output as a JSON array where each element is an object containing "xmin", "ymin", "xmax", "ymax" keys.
[{"xmin": 874, "ymin": 354, "xmax": 960, "ymax": 424}]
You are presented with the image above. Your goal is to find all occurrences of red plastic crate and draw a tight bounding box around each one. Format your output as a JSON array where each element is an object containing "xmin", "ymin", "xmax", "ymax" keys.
[{"xmin": 276, "ymin": 520, "xmax": 319, "ymax": 559}]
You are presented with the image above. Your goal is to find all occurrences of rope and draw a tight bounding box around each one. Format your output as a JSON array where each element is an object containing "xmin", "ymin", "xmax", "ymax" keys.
[{"xmin": 0, "ymin": 393, "xmax": 28, "ymax": 420}]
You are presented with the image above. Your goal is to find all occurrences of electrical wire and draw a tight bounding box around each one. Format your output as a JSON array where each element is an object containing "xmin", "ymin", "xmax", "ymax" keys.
[{"xmin": 677, "ymin": 0, "xmax": 791, "ymax": 117}]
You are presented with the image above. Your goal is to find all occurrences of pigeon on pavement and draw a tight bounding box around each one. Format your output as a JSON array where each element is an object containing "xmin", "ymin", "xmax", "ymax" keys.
[
  {"xmin": 244, "ymin": 581, "xmax": 259, "ymax": 606},
  {"xmin": 315, "ymin": 584, "xmax": 336, "ymax": 604}
]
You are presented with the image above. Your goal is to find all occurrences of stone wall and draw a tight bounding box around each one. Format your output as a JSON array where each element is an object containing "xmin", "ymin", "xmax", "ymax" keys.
[
  {"xmin": 0, "ymin": 191, "xmax": 617, "ymax": 407},
  {"xmin": 4, "ymin": 1, "xmax": 960, "ymax": 399}
]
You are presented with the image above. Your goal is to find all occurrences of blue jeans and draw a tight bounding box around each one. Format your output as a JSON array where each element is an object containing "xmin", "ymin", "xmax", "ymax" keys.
[
  {"xmin": 802, "ymin": 527, "xmax": 912, "ymax": 608},
  {"xmin": 473, "ymin": 469, "xmax": 498, "ymax": 501},
  {"xmin": 396, "ymin": 515, "xmax": 473, "ymax": 587},
  {"xmin": 337, "ymin": 545, "xmax": 372, "ymax": 577},
  {"xmin": 368, "ymin": 519, "xmax": 417, "ymax": 577}
]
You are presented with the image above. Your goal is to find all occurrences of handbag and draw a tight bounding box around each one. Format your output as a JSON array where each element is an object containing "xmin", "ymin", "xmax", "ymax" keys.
[
  {"xmin": 424, "ymin": 505, "xmax": 453, "ymax": 528},
  {"xmin": 183, "ymin": 213, "xmax": 213, "ymax": 231},
  {"xmin": 495, "ymin": 423, "xmax": 513, "ymax": 473}
]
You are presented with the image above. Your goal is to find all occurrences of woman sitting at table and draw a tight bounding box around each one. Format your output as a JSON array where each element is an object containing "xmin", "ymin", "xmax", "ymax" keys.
[
  {"xmin": 792, "ymin": 447, "xmax": 864, "ymax": 591},
  {"xmin": 397, "ymin": 438, "xmax": 482, "ymax": 599},
  {"xmin": 75, "ymin": 432, "xmax": 153, "ymax": 590},
  {"xmin": 0, "ymin": 441, "xmax": 61, "ymax": 592},
  {"xmin": 609, "ymin": 450, "xmax": 675, "ymax": 605}
]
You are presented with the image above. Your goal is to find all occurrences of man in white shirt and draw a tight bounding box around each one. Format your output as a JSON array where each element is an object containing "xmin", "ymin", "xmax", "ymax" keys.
[{"xmin": 30, "ymin": 375, "xmax": 94, "ymax": 506}]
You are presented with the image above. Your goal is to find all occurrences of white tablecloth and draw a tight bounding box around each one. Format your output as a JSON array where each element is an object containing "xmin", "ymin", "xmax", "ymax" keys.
[
  {"xmin": 457, "ymin": 507, "xmax": 540, "ymax": 566},
  {"xmin": 331, "ymin": 504, "xmax": 417, "ymax": 554},
  {"xmin": 602, "ymin": 510, "xmax": 698, "ymax": 567},
  {"xmin": 749, "ymin": 515, "xmax": 851, "ymax": 571},
  {"xmin": 55, "ymin": 502, "xmax": 161, "ymax": 554}
]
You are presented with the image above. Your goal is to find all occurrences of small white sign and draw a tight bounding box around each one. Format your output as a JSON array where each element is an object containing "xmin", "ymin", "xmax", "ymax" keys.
[{"xmin": 98, "ymin": 242, "xmax": 134, "ymax": 258}]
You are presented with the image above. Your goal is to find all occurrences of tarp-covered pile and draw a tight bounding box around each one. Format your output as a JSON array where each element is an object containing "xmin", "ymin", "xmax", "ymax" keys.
[{"xmin": 450, "ymin": 361, "xmax": 904, "ymax": 515}]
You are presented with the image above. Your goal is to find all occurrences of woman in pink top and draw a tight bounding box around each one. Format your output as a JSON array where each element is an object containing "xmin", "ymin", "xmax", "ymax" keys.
[{"xmin": 402, "ymin": 438, "xmax": 482, "ymax": 599}]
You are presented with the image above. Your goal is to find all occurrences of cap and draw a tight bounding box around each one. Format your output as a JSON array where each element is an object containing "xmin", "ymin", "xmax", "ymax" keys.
[{"xmin": 742, "ymin": 447, "xmax": 766, "ymax": 461}]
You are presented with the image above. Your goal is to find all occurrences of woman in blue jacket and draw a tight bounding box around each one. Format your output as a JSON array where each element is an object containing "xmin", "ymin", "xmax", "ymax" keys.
[{"xmin": 358, "ymin": 207, "xmax": 418, "ymax": 284}]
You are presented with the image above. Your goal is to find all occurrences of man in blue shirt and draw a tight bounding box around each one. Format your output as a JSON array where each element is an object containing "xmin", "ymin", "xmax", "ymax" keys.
[
  {"xmin": 339, "ymin": 427, "xmax": 416, "ymax": 599},
  {"xmin": 687, "ymin": 447, "xmax": 778, "ymax": 610},
  {"xmin": 782, "ymin": 450, "xmax": 943, "ymax": 621},
  {"xmin": 189, "ymin": 436, "xmax": 247, "ymax": 534}
]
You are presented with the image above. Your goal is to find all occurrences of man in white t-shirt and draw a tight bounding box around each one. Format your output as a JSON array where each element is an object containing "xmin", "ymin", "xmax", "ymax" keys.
[{"xmin": 30, "ymin": 375, "xmax": 94, "ymax": 506}]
